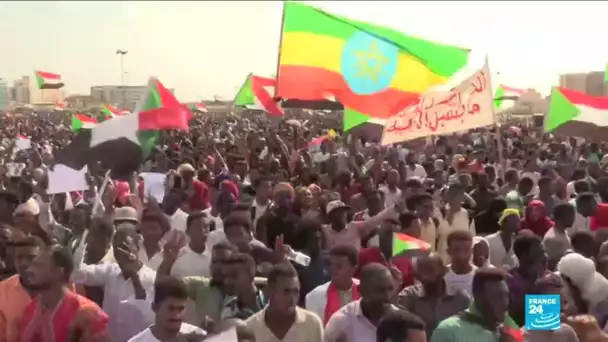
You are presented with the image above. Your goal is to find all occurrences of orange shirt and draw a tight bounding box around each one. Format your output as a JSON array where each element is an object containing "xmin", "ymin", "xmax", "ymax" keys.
[
  {"xmin": 19, "ymin": 290, "xmax": 109, "ymax": 342},
  {"xmin": 0, "ymin": 275, "xmax": 31, "ymax": 342}
]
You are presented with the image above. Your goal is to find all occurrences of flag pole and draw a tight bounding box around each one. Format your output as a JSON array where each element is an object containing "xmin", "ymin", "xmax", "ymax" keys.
[
  {"xmin": 489, "ymin": 59, "xmax": 506, "ymax": 182},
  {"xmin": 92, "ymin": 169, "xmax": 112, "ymax": 216},
  {"xmin": 273, "ymin": 2, "xmax": 287, "ymax": 100}
]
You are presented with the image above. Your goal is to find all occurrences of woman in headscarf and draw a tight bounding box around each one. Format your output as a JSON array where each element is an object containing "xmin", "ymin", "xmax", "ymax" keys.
[
  {"xmin": 473, "ymin": 198, "xmax": 507, "ymax": 236},
  {"xmin": 472, "ymin": 236, "xmax": 492, "ymax": 268},
  {"xmin": 520, "ymin": 200, "xmax": 554, "ymax": 237},
  {"xmin": 559, "ymin": 253, "xmax": 608, "ymax": 331}
]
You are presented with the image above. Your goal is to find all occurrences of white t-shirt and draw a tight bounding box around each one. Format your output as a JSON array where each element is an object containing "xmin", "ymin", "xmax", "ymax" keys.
[
  {"xmin": 444, "ymin": 265, "xmax": 477, "ymax": 295},
  {"xmin": 168, "ymin": 208, "xmax": 189, "ymax": 233},
  {"xmin": 404, "ymin": 164, "xmax": 427, "ymax": 180},
  {"xmin": 379, "ymin": 186, "xmax": 402, "ymax": 208},
  {"xmin": 128, "ymin": 323, "xmax": 205, "ymax": 342},
  {"xmin": 170, "ymin": 245, "xmax": 211, "ymax": 278}
]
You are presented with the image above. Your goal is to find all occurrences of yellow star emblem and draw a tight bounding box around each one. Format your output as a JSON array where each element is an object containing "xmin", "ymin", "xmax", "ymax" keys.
[{"xmin": 353, "ymin": 40, "xmax": 390, "ymax": 83}]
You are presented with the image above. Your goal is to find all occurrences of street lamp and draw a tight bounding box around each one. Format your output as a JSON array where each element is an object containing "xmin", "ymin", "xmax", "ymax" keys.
[
  {"xmin": 116, "ymin": 49, "xmax": 128, "ymax": 108},
  {"xmin": 116, "ymin": 49, "xmax": 128, "ymax": 85}
]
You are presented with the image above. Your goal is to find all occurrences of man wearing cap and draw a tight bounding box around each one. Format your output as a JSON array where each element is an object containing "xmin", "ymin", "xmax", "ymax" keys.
[
  {"xmin": 71, "ymin": 212, "xmax": 157, "ymax": 341},
  {"xmin": 177, "ymin": 163, "xmax": 210, "ymax": 211},
  {"xmin": 322, "ymin": 199, "xmax": 406, "ymax": 251}
]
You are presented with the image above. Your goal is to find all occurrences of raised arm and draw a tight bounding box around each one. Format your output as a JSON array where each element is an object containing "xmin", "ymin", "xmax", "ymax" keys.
[{"xmin": 350, "ymin": 203, "xmax": 403, "ymax": 238}]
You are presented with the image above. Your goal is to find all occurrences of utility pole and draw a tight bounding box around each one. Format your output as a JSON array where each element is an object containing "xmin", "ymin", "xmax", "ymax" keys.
[{"xmin": 116, "ymin": 49, "xmax": 128, "ymax": 108}]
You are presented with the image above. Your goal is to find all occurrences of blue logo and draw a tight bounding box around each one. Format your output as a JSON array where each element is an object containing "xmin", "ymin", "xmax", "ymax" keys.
[
  {"xmin": 340, "ymin": 31, "xmax": 398, "ymax": 95},
  {"xmin": 525, "ymin": 294, "xmax": 561, "ymax": 330}
]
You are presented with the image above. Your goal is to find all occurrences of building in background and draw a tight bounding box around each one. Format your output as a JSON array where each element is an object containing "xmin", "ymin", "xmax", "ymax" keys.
[
  {"xmin": 90, "ymin": 85, "xmax": 175, "ymax": 110},
  {"xmin": 12, "ymin": 76, "xmax": 31, "ymax": 104},
  {"xmin": 9, "ymin": 75, "xmax": 65, "ymax": 105},
  {"xmin": 0, "ymin": 78, "xmax": 8, "ymax": 110},
  {"xmin": 65, "ymin": 94, "xmax": 95, "ymax": 109},
  {"xmin": 559, "ymin": 71, "xmax": 605, "ymax": 96}
]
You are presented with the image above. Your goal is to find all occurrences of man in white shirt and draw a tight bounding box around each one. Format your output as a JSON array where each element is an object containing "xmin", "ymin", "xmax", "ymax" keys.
[
  {"xmin": 569, "ymin": 192, "xmax": 598, "ymax": 236},
  {"xmin": 129, "ymin": 276, "xmax": 206, "ymax": 341},
  {"xmin": 444, "ymin": 231, "xmax": 477, "ymax": 295},
  {"xmin": 404, "ymin": 153, "xmax": 427, "ymax": 180},
  {"xmin": 161, "ymin": 190, "xmax": 189, "ymax": 233},
  {"xmin": 306, "ymin": 245, "xmax": 360, "ymax": 324},
  {"xmin": 379, "ymin": 169, "xmax": 402, "ymax": 208},
  {"xmin": 71, "ymin": 221, "xmax": 157, "ymax": 341},
  {"xmin": 171, "ymin": 211, "xmax": 211, "ymax": 278}
]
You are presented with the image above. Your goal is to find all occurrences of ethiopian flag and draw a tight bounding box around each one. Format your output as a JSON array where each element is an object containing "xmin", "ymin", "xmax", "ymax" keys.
[
  {"xmin": 276, "ymin": 2, "xmax": 469, "ymax": 127},
  {"xmin": 56, "ymin": 78, "xmax": 191, "ymax": 171},
  {"xmin": 71, "ymin": 114, "xmax": 98, "ymax": 131},
  {"xmin": 234, "ymin": 73, "xmax": 283, "ymax": 116}
]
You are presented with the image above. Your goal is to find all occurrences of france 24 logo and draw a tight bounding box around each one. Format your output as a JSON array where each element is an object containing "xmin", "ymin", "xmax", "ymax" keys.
[{"xmin": 525, "ymin": 294, "xmax": 561, "ymax": 331}]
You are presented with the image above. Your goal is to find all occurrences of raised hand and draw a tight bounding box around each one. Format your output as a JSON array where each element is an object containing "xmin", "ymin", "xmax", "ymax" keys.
[
  {"xmin": 273, "ymin": 234, "xmax": 292, "ymax": 262},
  {"xmin": 116, "ymin": 242, "xmax": 139, "ymax": 278},
  {"xmin": 162, "ymin": 233, "xmax": 186, "ymax": 264}
]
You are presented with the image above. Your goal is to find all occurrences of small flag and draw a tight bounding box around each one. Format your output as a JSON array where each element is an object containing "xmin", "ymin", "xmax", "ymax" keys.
[
  {"xmin": 101, "ymin": 105, "xmax": 121, "ymax": 119},
  {"xmin": 191, "ymin": 103, "xmax": 208, "ymax": 113},
  {"xmin": 494, "ymin": 85, "xmax": 525, "ymax": 109},
  {"xmin": 234, "ymin": 73, "xmax": 283, "ymax": 116},
  {"xmin": 71, "ymin": 114, "xmax": 98, "ymax": 131},
  {"xmin": 54, "ymin": 101, "xmax": 66, "ymax": 111},
  {"xmin": 34, "ymin": 70, "xmax": 64, "ymax": 89},
  {"xmin": 392, "ymin": 233, "xmax": 430, "ymax": 257}
]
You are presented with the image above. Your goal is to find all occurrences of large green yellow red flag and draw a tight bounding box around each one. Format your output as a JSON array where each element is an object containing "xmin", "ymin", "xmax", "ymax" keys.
[{"xmin": 275, "ymin": 2, "xmax": 470, "ymax": 131}]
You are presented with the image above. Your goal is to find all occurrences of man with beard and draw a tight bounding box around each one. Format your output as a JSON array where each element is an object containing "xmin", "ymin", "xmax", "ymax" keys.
[
  {"xmin": 431, "ymin": 268, "xmax": 511, "ymax": 342},
  {"xmin": 129, "ymin": 276, "xmax": 206, "ymax": 341},
  {"xmin": 0, "ymin": 236, "xmax": 47, "ymax": 342},
  {"xmin": 19, "ymin": 245, "xmax": 110, "ymax": 342},
  {"xmin": 325, "ymin": 263, "xmax": 399, "ymax": 342},
  {"xmin": 399, "ymin": 253, "xmax": 470, "ymax": 337}
]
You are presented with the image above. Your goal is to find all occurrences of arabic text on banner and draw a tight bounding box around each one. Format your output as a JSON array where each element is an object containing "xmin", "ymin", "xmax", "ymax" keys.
[{"xmin": 381, "ymin": 60, "xmax": 494, "ymax": 146}]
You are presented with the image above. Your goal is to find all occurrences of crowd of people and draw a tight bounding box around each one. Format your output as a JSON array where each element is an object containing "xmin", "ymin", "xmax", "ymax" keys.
[{"xmin": 1, "ymin": 109, "xmax": 608, "ymax": 342}]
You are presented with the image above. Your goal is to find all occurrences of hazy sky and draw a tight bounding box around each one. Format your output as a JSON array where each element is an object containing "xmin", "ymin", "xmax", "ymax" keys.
[{"xmin": 2, "ymin": 1, "xmax": 607, "ymax": 101}]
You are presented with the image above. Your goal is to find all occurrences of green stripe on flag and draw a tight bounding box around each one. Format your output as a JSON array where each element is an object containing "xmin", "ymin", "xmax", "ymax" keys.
[
  {"xmin": 344, "ymin": 108, "xmax": 370, "ymax": 131},
  {"xmin": 71, "ymin": 115, "xmax": 83, "ymax": 131},
  {"xmin": 142, "ymin": 85, "xmax": 162, "ymax": 111},
  {"xmin": 494, "ymin": 86, "xmax": 505, "ymax": 109},
  {"xmin": 545, "ymin": 88, "xmax": 580, "ymax": 132},
  {"xmin": 234, "ymin": 74, "xmax": 254, "ymax": 106}
]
